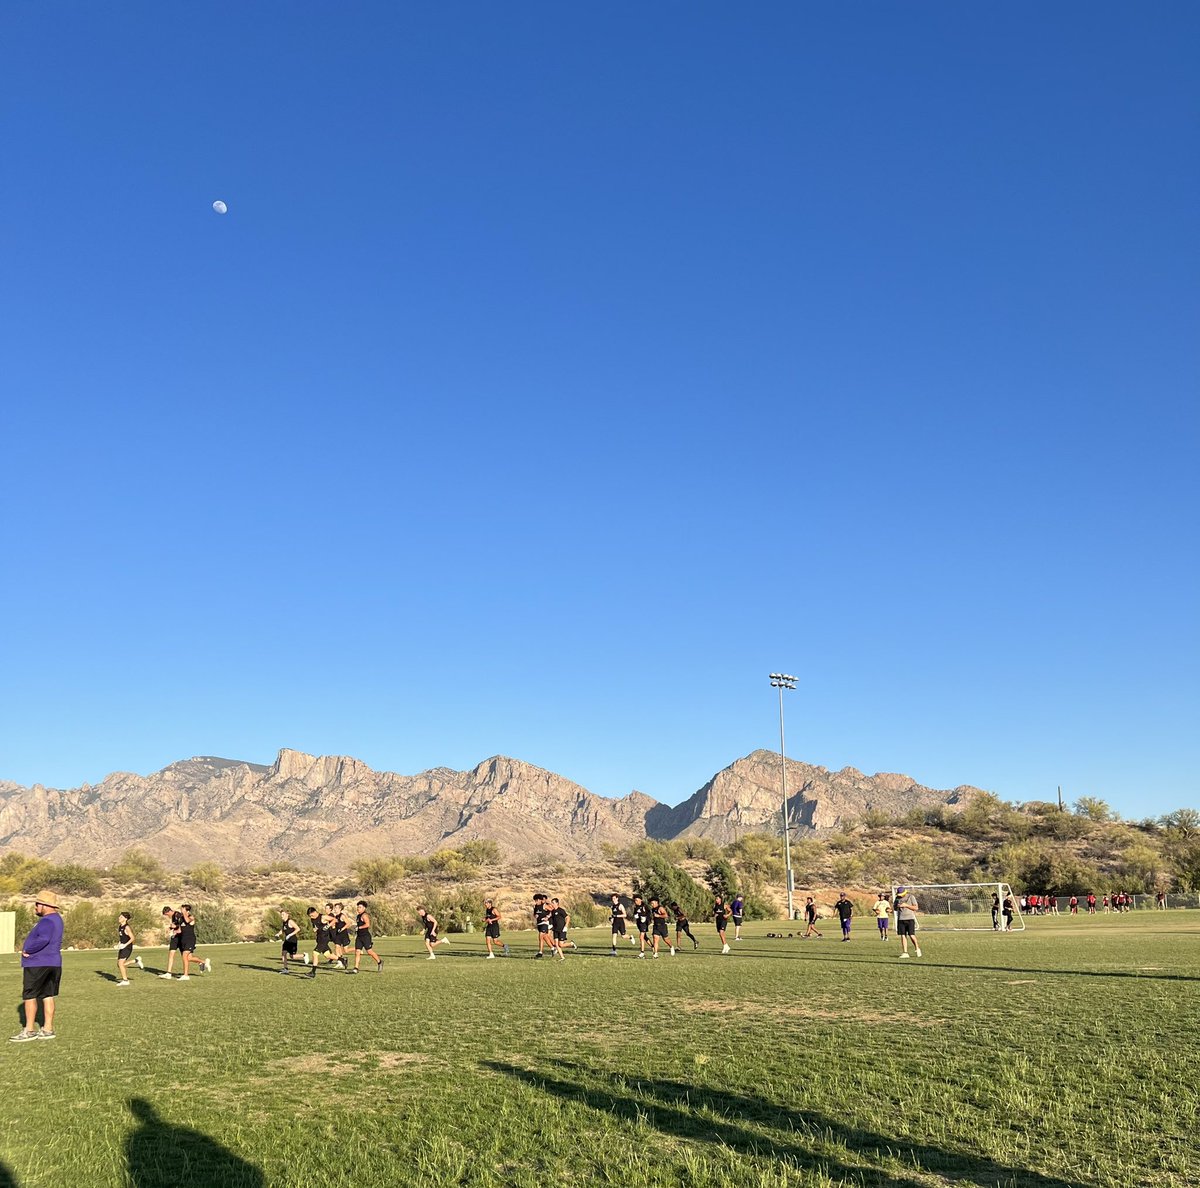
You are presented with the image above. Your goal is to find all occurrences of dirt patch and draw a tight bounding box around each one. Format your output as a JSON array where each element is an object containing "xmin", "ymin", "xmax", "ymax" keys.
[
  {"xmin": 676, "ymin": 997, "xmax": 927, "ymax": 1027},
  {"xmin": 376, "ymin": 1052, "xmax": 430, "ymax": 1070},
  {"xmin": 281, "ymin": 1053, "xmax": 359, "ymax": 1076}
]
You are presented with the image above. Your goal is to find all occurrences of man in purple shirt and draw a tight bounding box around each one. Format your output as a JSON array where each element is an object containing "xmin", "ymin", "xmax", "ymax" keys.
[{"xmin": 11, "ymin": 890, "xmax": 64, "ymax": 1042}]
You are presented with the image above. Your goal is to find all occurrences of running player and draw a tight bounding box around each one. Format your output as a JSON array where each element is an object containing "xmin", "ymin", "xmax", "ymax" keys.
[
  {"xmin": 159, "ymin": 906, "xmax": 184, "ymax": 979},
  {"xmin": 802, "ymin": 897, "xmax": 822, "ymax": 939},
  {"xmin": 304, "ymin": 906, "xmax": 338, "ymax": 976},
  {"xmin": 116, "ymin": 912, "xmax": 138, "ymax": 985},
  {"xmin": 631, "ymin": 895, "xmax": 650, "ymax": 958},
  {"xmin": 648, "ymin": 898, "xmax": 675, "ymax": 958},
  {"xmin": 417, "ymin": 906, "xmax": 448, "ymax": 959},
  {"xmin": 331, "ymin": 903, "xmax": 352, "ymax": 965},
  {"xmin": 669, "ymin": 901, "xmax": 698, "ymax": 950},
  {"xmin": 483, "ymin": 899, "xmax": 507, "ymax": 958},
  {"xmin": 177, "ymin": 905, "xmax": 210, "ymax": 979},
  {"xmin": 320, "ymin": 903, "xmax": 345, "ymax": 968},
  {"xmin": 731, "ymin": 893, "xmax": 745, "ymax": 941},
  {"xmin": 713, "ymin": 895, "xmax": 731, "ymax": 954},
  {"xmin": 532, "ymin": 894, "xmax": 552, "ymax": 958},
  {"xmin": 351, "ymin": 901, "xmax": 384, "ymax": 974},
  {"xmin": 548, "ymin": 898, "xmax": 569, "ymax": 960},
  {"xmin": 1086, "ymin": 892, "xmax": 1097, "ymax": 914},
  {"xmin": 275, "ymin": 909, "xmax": 301, "ymax": 974},
  {"xmin": 608, "ymin": 894, "xmax": 630, "ymax": 956}
]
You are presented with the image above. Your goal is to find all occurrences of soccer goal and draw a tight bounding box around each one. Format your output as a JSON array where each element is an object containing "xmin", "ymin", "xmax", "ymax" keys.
[{"xmin": 890, "ymin": 883, "xmax": 1024, "ymax": 932}]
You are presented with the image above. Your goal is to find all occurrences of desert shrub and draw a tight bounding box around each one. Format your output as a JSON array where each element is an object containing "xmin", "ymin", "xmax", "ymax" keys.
[
  {"xmin": 351, "ymin": 857, "xmax": 406, "ymax": 894},
  {"xmin": 6, "ymin": 856, "xmax": 56, "ymax": 893},
  {"xmin": 253, "ymin": 860, "xmax": 300, "ymax": 876},
  {"xmin": 859, "ymin": 808, "xmax": 897, "ymax": 829},
  {"xmin": 45, "ymin": 863, "xmax": 102, "ymax": 896},
  {"xmin": 111, "ymin": 849, "xmax": 168, "ymax": 884},
  {"xmin": 725, "ymin": 834, "xmax": 786, "ymax": 882},
  {"xmin": 828, "ymin": 833, "xmax": 857, "ymax": 853},
  {"xmin": 739, "ymin": 891, "xmax": 774, "ymax": 920},
  {"xmin": 632, "ymin": 852, "xmax": 710, "ymax": 921},
  {"xmin": 831, "ymin": 854, "xmax": 866, "ymax": 885},
  {"xmin": 1118, "ymin": 844, "xmax": 1162, "ymax": 893},
  {"xmin": 0, "ymin": 875, "xmax": 19, "ymax": 896},
  {"xmin": 1074, "ymin": 797, "xmax": 1113, "ymax": 823},
  {"xmin": 565, "ymin": 896, "xmax": 605, "ymax": 928},
  {"xmin": 455, "ymin": 840, "xmax": 502, "ymax": 866},
  {"xmin": 185, "ymin": 862, "xmax": 226, "ymax": 895},
  {"xmin": 682, "ymin": 838, "xmax": 720, "ymax": 862},
  {"xmin": 191, "ymin": 901, "xmax": 241, "ymax": 944},
  {"xmin": 361, "ymin": 898, "xmax": 406, "ymax": 936},
  {"xmin": 706, "ymin": 858, "xmax": 739, "ymax": 899},
  {"xmin": 61, "ymin": 901, "xmax": 109, "ymax": 948}
]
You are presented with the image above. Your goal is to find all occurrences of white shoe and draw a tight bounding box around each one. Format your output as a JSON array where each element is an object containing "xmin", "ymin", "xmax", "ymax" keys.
[
  {"xmin": 638, "ymin": 952, "xmax": 645, "ymax": 959},
  {"xmin": 652, "ymin": 953, "xmax": 659, "ymax": 959},
  {"xmin": 439, "ymin": 937, "xmax": 451, "ymax": 945},
  {"xmin": 302, "ymin": 953, "xmax": 310, "ymax": 965},
  {"xmin": 722, "ymin": 944, "xmax": 730, "ymax": 954},
  {"xmin": 669, "ymin": 947, "xmax": 676, "ymax": 956},
  {"xmin": 116, "ymin": 979, "xmax": 130, "ymax": 986},
  {"xmin": 914, "ymin": 948, "xmax": 922, "ymax": 957},
  {"xmin": 178, "ymin": 975, "xmax": 190, "ymax": 981},
  {"xmin": 426, "ymin": 955, "xmax": 436, "ymax": 961},
  {"xmin": 629, "ymin": 937, "xmax": 636, "ymax": 945},
  {"xmin": 486, "ymin": 953, "xmax": 495, "ymax": 959},
  {"xmin": 203, "ymin": 959, "xmax": 212, "ymax": 973},
  {"xmin": 158, "ymin": 973, "xmax": 173, "ymax": 979},
  {"xmin": 899, "ymin": 953, "xmax": 910, "ymax": 959},
  {"xmin": 135, "ymin": 956, "xmax": 144, "ymax": 969}
]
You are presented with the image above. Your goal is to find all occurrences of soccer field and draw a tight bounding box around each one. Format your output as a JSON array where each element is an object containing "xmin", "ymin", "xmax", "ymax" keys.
[{"xmin": 1, "ymin": 915, "xmax": 1197, "ymax": 1187}]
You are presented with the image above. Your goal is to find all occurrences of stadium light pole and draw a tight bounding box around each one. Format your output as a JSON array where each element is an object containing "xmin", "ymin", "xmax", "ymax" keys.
[{"xmin": 769, "ymin": 673, "xmax": 797, "ymax": 920}]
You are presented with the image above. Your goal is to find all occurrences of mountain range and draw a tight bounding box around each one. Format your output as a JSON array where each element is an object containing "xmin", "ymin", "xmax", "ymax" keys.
[{"xmin": 0, "ymin": 748, "xmax": 982, "ymax": 871}]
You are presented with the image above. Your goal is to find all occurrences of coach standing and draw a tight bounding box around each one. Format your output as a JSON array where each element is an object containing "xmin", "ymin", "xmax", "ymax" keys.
[{"xmin": 10, "ymin": 890, "xmax": 64, "ymax": 1042}]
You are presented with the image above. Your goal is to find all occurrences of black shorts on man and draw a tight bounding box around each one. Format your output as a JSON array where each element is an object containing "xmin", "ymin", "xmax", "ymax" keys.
[
  {"xmin": 22, "ymin": 967, "xmax": 62, "ymax": 1001},
  {"xmin": 179, "ymin": 927, "xmax": 197, "ymax": 953},
  {"xmin": 485, "ymin": 923, "xmax": 501, "ymax": 939},
  {"xmin": 897, "ymin": 919, "xmax": 916, "ymax": 937},
  {"xmin": 282, "ymin": 937, "xmax": 299, "ymax": 956},
  {"xmin": 653, "ymin": 923, "xmax": 669, "ymax": 938},
  {"xmin": 354, "ymin": 930, "xmax": 373, "ymax": 951},
  {"xmin": 611, "ymin": 918, "xmax": 626, "ymax": 936},
  {"xmin": 118, "ymin": 944, "xmax": 134, "ymax": 962}
]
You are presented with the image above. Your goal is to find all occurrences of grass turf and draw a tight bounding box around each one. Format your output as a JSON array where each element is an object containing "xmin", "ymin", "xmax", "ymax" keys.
[{"xmin": 1, "ymin": 914, "xmax": 1197, "ymax": 1187}]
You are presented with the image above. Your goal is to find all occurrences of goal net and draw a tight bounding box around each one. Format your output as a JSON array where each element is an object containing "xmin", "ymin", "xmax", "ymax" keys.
[{"xmin": 889, "ymin": 882, "xmax": 1024, "ymax": 932}]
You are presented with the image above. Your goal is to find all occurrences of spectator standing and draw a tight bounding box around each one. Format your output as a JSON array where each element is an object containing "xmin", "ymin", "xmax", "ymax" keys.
[
  {"xmin": 834, "ymin": 892, "xmax": 854, "ymax": 942},
  {"xmin": 11, "ymin": 891, "xmax": 64, "ymax": 1042},
  {"xmin": 894, "ymin": 888, "xmax": 923, "ymax": 959},
  {"xmin": 872, "ymin": 893, "xmax": 891, "ymax": 940}
]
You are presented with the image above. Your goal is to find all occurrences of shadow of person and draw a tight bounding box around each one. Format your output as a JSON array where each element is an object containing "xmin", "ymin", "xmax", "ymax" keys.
[
  {"xmin": 126, "ymin": 1098, "xmax": 264, "ymax": 1188},
  {"xmin": 0, "ymin": 1160, "xmax": 18, "ymax": 1186}
]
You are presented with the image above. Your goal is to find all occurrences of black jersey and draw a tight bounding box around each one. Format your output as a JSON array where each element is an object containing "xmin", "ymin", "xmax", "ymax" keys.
[
  {"xmin": 313, "ymin": 915, "xmax": 328, "ymax": 939},
  {"xmin": 170, "ymin": 911, "xmax": 185, "ymax": 933},
  {"xmin": 118, "ymin": 923, "xmax": 133, "ymax": 946},
  {"xmin": 670, "ymin": 905, "xmax": 688, "ymax": 924},
  {"xmin": 356, "ymin": 912, "xmax": 368, "ymax": 931},
  {"xmin": 549, "ymin": 907, "xmax": 568, "ymax": 931},
  {"xmin": 714, "ymin": 902, "xmax": 729, "ymax": 922},
  {"xmin": 484, "ymin": 905, "xmax": 500, "ymax": 926},
  {"xmin": 610, "ymin": 902, "xmax": 626, "ymax": 921},
  {"xmin": 632, "ymin": 904, "xmax": 650, "ymax": 931},
  {"xmin": 282, "ymin": 917, "xmax": 299, "ymax": 939},
  {"xmin": 534, "ymin": 904, "xmax": 550, "ymax": 929}
]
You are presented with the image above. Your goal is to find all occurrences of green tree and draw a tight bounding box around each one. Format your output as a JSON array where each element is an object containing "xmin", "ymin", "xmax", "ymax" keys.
[
  {"xmin": 1073, "ymin": 797, "xmax": 1113, "ymax": 823},
  {"xmin": 111, "ymin": 849, "xmax": 168, "ymax": 883},
  {"xmin": 186, "ymin": 862, "xmax": 225, "ymax": 894}
]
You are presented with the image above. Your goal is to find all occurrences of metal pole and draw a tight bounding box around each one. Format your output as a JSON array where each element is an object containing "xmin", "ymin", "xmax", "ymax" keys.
[{"xmin": 779, "ymin": 683, "xmax": 794, "ymax": 921}]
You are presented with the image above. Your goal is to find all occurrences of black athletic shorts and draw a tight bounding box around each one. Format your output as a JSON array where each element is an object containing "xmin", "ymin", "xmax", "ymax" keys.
[
  {"xmin": 897, "ymin": 919, "xmax": 916, "ymax": 937},
  {"xmin": 611, "ymin": 919, "xmax": 626, "ymax": 935},
  {"xmin": 168, "ymin": 935, "xmax": 181, "ymax": 951},
  {"xmin": 282, "ymin": 938, "xmax": 298, "ymax": 956},
  {"xmin": 653, "ymin": 924, "xmax": 669, "ymax": 938},
  {"xmin": 178, "ymin": 928, "xmax": 197, "ymax": 953},
  {"xmin": 334, "ymin": 931, "xmax": 351, "ymax": 946},
  {"xmin": 485, "ymin": 923, "xmax": 501, "ymax": 939},
  {"xmin": 22, "ymin": 966, "xmax": 61, "ymax": 1001},
  {"xmin": 315, "ymin": 938, "xmax": 330, "ymax": 953},
  {"xmin": 715, "ymin": 917, "xmax": 729, "ymax": 930},
  {"xmin": 552, "ymin": 928, "xmax": 567, "ymax": 942},
  {"xmin": 118, "ymin": 945, "xmax": 134, "ymax": 962},
  {"xmin": 731, "ymin": 915, "xmax": 743, "ymax": 925},
  {"xmin": 354, "ymin": 931, "xmax": 373, "ymax": 950},
  {"xmin": 536, "ymin": 923, "xmax": 549, "ymax": 934},
  {"xmin": 424, "ymin": 930, "xmax": 437, "ymax": 942},
  {"xmin": 636, "ymin": 925, "xmax": 648, "ymax": 935}
]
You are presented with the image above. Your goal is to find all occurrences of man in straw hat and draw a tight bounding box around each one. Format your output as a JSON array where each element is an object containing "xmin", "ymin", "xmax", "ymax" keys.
[{"xmin": 11, "ymin": 890, "xmax": 64, "ymax": 1042}]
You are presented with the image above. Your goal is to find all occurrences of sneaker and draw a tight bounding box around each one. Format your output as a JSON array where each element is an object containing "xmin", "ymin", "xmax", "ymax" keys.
[
  {"xmin": 277, "ymin": 968, "xmax": 289, "ymax": 975},
  {"xmin": 348, "ymin": 968, "xmax": 359, "ymax": 975},
  {"xmin": 158, "ymin": 973, "xmax": 172, "ymax": 979},
  {"xmin": 722, "ymin": 944, "xmax": 730, "ymax": 955},
  {"xmin": 534, "ymin": 953, "xmax": 543, "ymax": 960},
  {"xmin": 426, "ymin": 955, "xmax": 436, "ymax": 961},
  {"xmin": 377, "ymin": 959, "xmax": 384, "ymax": 973},
  {"xmin": 629, "ymin": 937, "xmax": 636, "ymax": 946},
  {"xmin": 135, "ymin": 956, "xmax": 144, "ymax": 969},
  {"xmin": 486, "ymin": 952, "xmax": 496, "ymax": 960},
  {"xmin": 9, "ymin": 1030, "xmax": 37, "ymax": 1043},
  {"xmin": 735, "ymin": 937, "xmax": 742, "ymax": 942},
  {"xmin": 117, "ymin": 979, "xmax": 130, "ymax": 986},
  {"xmin": 502, "ymin": 945, "xmax": 510, "ymax": 956},
  {"xmin": 307, "ymin": 968, "xmax": 317, "ymax": 979},
  {"xmin": 177, "ymin": 975, "xmax": 191, "ymax": 981},
  {"xmin": 899, "ymin": 952, "xmax": 910, "ymax": 959},
  {"xmin": 610, "ymin": 948, "xmax": 617, "ymax": 956},
  {"xmin": 669, "ymin": 947, "xmax": 676, "ymax": 956},
  {"xmin": 638, "ymin": 952, "xmax": 645, "ymax": 959},
  {"xmin": 302, "ymin": 953, "xmax": 310, "ymax": 966},
  {"xmin": 203, "ymin": 959, "xmax": 212, "ymax": 973},
  {"xmin": 556, "ymin": 951, "xmax": 565, "ymax": 961},
  {"xmin": 439, "ymin": 937, "xmax": 450, "ymax": 945},
  {"xmin": 914, "ymin": 948, "xmax": 922, "ymax": 957},
  {"xmin": 35, "ymin": 1031, "xmax": 56, "ymax": 1040},
  {"xmin": 652, "ymin": 953, "xmax": 659, "ymax": 959},
  {"xmin": 693, "ymin": 942, "xmax": 699, "ymax": 950}
]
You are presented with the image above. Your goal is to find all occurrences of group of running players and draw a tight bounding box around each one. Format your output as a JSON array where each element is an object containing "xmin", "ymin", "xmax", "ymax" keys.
[{"xmin": 115, "ymin": 904, "xmax": 212, "ymax": 984}]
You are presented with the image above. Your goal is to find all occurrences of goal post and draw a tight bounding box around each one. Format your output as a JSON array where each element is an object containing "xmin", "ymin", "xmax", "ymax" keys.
[{"xmin": 889, "ymin": 882, "xmax": 1024, "ymax": 932}]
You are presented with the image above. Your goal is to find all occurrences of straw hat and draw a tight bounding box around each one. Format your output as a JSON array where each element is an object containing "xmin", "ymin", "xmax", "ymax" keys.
[{"xmin": 34, "ymin": 890, "xmax": 61, "ymax": 910}]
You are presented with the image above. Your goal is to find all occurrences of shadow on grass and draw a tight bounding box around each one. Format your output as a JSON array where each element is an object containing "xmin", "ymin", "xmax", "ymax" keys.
[
  {"xmin": 483, "ymin": 1059, "xmax": 1091, "ymax": 1188},
  {"xmin": 126, "ymin": 1098, "xmax": 264, "ymax": 1187},
  {"xmin": 95, "ymin": 971, "xmax": 121, "ymax": 983},
  {"xmin": 0, "ymin": 1160, "xmax": 16, "ymax": 1186}
]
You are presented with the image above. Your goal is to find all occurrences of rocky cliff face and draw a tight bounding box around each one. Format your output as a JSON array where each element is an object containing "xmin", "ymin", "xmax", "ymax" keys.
[
  {"xmin": 649, "ymin": 750, "xmax": 978, "ymax": 843},
  {"xmin": 0, "ymin": 748, "xmax": 974, "ymax": 870}
]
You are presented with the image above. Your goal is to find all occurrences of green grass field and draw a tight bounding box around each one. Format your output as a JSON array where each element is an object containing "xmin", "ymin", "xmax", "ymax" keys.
[{"xmin": 1, "ymin": 914, "xmax": 1197, "ymax": 1187}]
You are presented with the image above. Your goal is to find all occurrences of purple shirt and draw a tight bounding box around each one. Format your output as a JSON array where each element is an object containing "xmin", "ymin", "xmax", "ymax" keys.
[{"xmin": 22, "ymin": 913, "xmax": 64, "ymax": 968}]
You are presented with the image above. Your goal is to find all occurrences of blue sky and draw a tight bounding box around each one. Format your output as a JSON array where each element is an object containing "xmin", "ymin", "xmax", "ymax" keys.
[{"xmin": 2, "ymin": 4, "xmax": 1196, "ymax": 818}]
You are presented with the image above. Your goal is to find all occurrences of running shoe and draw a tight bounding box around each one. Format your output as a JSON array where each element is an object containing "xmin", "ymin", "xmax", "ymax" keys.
[
  {"xmin": 35, "ymin": 1031, "xmax": 56, "ymax": 1040},
  {"xmin": 117, "ymin": 979, "xmax": 130, "ymax": 986},
  {"xmin": 8, "ymin": 1030, "xmax": 37, "ymax": 1042},
  {"xmin": 178, "ymin": 975, "xmax": 190, "ymax": 981}
]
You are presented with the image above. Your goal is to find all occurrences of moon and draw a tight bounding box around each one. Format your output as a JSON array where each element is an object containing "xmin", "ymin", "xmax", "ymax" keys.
[{"xmin": 212, "ymin": 200, "xmax": 228, "ymax": 215}]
